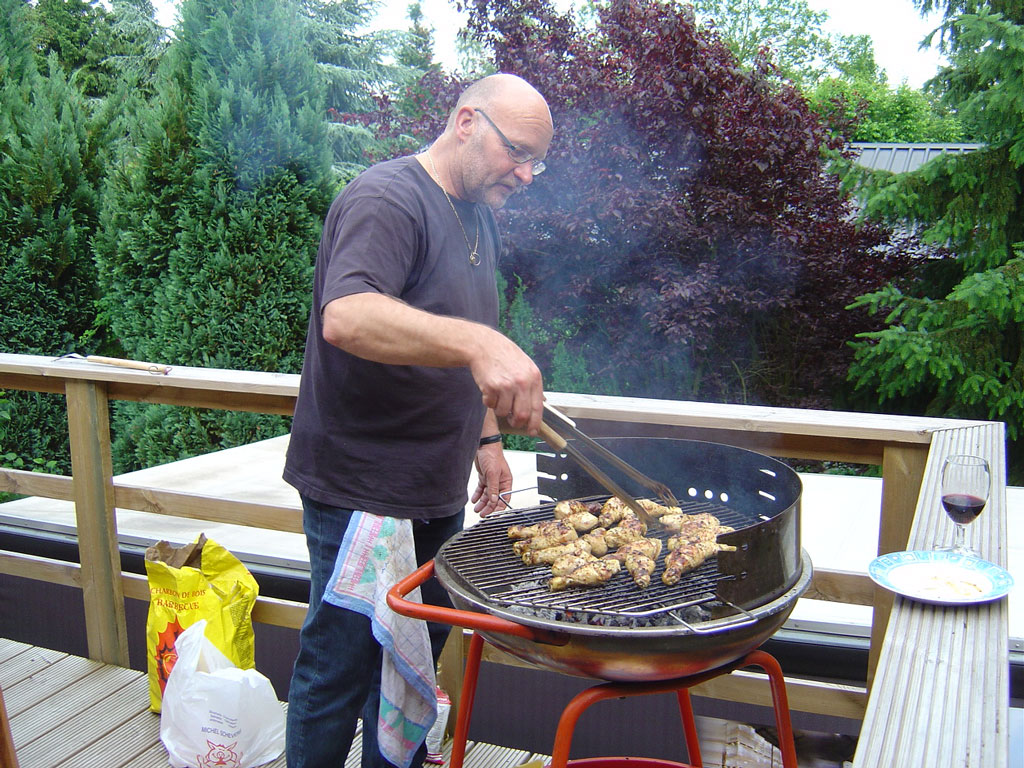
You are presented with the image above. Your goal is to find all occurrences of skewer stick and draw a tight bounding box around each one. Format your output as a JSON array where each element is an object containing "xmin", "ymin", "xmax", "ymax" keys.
[{"xmin": 84, "ymin": 355, "xmax": 172, "ymax": 375}]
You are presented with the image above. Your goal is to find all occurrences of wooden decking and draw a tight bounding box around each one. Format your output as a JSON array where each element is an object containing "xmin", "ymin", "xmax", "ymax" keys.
[{"xmin": 0, "ymin": 638, "xmax": 548, "ymax": 768}]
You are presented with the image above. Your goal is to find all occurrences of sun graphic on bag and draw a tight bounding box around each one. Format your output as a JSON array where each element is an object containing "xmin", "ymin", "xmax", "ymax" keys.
[
  {"xmin": 197, "ymin": 740, "xmax": 240, "ymax": 767},
  {"xmin": 155, "ymin": 616, "xmax": 186, "ymax": 693}
]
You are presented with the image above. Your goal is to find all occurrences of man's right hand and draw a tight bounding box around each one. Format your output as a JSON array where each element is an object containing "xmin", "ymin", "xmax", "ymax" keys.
[{"xmin": 469, "ymin": 330, "xmax": 543, "ymax": 436}]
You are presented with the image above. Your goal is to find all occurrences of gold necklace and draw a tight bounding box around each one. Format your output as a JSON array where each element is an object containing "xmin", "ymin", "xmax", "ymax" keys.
[{"xmin": 426, "ymin": 150, "xmax": 481, "ymax": 266}]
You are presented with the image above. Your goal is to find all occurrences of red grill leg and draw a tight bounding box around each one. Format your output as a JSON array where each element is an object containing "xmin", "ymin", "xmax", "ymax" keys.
[
  {"xmin": 448, "ymin": 632, "xmax": 485, "ymax": 768},
  {"xmin": 447, "ymin": 641, "xmax": 796, "ymax": 768},
  {"xmin": 676, "ymin": 689, "xmax": 702, "ymax": 768},
  {"xmin": 741, "ymin": 650, "xmax": 798, "ymax": 768},
  {"xmin": 548, "ymin": 650, "xmax": 796, "ymax": 768},
  {"xmin": 549, "ymin": 681, "xmax": 701, "ymax": 768}
]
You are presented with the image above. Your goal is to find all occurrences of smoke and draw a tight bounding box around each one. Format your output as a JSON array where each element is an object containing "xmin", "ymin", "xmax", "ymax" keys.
[{"xmin": 496, "ymin": 102, "xmax": 815, "ymax": 404}]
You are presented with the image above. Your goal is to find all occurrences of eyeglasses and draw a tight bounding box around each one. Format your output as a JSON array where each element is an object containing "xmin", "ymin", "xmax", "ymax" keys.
[{"xmin": 474, "ymin": 108, "xmax": 547, "ymax": 175}]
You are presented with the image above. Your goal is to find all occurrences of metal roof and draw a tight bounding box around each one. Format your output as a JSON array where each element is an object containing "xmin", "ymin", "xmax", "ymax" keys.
[{"xmin": 851, "ymin": 142, "xmax": 981, "ymax": 173}]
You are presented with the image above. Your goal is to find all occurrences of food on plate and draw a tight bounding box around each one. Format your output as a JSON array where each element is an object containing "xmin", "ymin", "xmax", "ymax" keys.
[{"xmin": 913, "ymin": 570, "xmax": 986, "ymax": 598}]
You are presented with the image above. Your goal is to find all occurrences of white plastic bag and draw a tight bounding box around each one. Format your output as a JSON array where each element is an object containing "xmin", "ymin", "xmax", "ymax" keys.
[
  {"xmin": 159, "ymin": 620, "xmax": 285, "ymax": 768},
  {"xmin": 424, "ymin": 686, "xmax": 451, "ymax": 764}
]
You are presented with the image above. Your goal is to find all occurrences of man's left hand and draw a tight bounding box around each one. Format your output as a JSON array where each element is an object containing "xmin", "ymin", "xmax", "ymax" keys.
[{"xmin": 472, "ymin": 441, "xmax": 513, "ymax": 517}]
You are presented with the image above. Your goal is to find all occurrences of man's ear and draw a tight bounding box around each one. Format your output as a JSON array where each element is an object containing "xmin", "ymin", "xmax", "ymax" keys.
[{"xmin": 452, "ymin": 106, "xmax": 478, "ymax": 142}]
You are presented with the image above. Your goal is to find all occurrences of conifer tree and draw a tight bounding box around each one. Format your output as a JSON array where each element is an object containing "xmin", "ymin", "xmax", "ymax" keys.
[
  {"xmin": 300, "ymin": 0, "xmax": 401, "ymax": 110},
  {"xmin": 396, "ymin": 2, "xmax": 434, "ymax": 71},
  {"xmin": 104, "ymin": 0, "xmax": 167, "ymax": 98},
  {"xmin": 30, "ymin": 0, "xmax": 118, "ymax": 99},
  {"xmin": 95, "ymin": 0, "xmax": 334, "ymax": 469},
  {"xmin": 30, "ymin": 0, "xmax": 166, "ymax": 102},
  {"xmin": 301, "ymin": 0, "xmax": 428, "ymax": 178},
  {"xmin": 846, "ymin": 1, "xmax": 1024, "ymax": 476},
  {"xmin": 0, "ymin": 0, "xmax": 112, "ymax": 472}
]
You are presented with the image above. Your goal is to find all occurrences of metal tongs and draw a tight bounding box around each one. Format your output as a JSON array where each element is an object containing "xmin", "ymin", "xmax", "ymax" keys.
[{"xmin": 537, "ymin": 403, "xmax": 679, "ymax": 527}]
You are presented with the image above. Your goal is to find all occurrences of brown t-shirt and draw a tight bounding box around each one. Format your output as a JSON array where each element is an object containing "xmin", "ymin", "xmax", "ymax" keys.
[{"xmin": 284, "ymin": 156, "xmax": 501, "ymax": 519}]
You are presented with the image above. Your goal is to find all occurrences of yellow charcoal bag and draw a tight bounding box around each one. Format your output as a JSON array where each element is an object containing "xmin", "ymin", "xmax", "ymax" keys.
[{"xmin": 144, "ymin": 533, "xmax": 259, "ymax": 712}]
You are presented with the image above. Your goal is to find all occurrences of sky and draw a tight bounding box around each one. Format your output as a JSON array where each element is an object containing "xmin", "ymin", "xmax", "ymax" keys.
[
  {"xmin": 806, "ymin": 0, "xmax": 946, "ymax": 88},
  {"xmin": 151, "ymin": 0, "xmax": 948, "ymax": 89}
]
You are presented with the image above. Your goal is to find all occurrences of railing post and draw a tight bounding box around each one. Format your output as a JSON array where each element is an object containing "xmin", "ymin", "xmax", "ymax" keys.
[
  {"xmin": 65, "ymin": 379, "xmax": 129, "ymax": 666},
  {"xmin": 866, "ymin": 442, "xmax": 928, "ymax": 686}
]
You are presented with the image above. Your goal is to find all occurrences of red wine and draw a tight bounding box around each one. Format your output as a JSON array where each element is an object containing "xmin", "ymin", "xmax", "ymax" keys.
[{"xmin": 941, "ymin": 493, "xmax": 986, "ymax": 524}]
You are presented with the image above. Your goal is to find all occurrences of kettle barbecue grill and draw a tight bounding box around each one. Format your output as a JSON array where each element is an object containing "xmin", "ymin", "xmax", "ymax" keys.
[{"xmin": 388, "ymin": 437, "xmax": 811, "ymax": 766}]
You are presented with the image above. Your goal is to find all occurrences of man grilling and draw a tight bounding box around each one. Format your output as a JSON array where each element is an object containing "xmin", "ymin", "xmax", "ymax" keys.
[{"xmin": 283, "ymin": 74, "xmax": 554, "ymax": 768}]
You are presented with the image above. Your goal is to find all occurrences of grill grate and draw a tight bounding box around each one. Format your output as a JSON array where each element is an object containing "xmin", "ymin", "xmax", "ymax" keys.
[{"xmin": 438, "ymin": 495, "xmax": 760, "ymax": 625}]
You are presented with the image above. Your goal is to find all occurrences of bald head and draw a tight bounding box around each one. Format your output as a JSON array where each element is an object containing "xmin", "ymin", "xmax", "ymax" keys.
[
  {"xmin": 447, "ymin": 74, "xmax": 552, "ymax": 131},
  {"xmin": 426, "ymin": 73, "xmax": 553, "ymax": 208}
]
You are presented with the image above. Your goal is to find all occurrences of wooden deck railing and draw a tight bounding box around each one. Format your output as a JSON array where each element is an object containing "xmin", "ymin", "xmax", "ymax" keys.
[{"xmin": 0, "ymin": 352, "xmax": 1010, "ymax": 767}]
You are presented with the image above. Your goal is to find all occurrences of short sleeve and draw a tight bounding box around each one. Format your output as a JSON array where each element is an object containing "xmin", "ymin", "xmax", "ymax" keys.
[{"xmin": 318, "ymin": 193, "xmax": 423, "ymax": 313}]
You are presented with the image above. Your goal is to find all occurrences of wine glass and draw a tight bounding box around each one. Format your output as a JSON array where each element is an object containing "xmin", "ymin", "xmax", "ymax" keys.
[{"xmin": 939, "ymin": 454, "xmax": 990, "ymax": 557}]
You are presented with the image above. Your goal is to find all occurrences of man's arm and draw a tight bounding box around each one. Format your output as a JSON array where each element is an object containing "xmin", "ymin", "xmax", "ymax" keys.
[{"xmin": 322, "ymin": 293, "xmax": 543, "ymax": 434}]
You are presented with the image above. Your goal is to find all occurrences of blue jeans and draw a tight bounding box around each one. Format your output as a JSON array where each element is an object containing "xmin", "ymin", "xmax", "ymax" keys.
[{"xmin": 286, "ymin": 496, "xmax": 464, "ymax": 768}]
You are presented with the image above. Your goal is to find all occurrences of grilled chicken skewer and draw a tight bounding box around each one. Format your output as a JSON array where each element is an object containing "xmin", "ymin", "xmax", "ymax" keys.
[
  {"xmin": 550, "ymin": 549, "xmax": 597, "ymax": 576},
  {"xmin": 521, "ymin": 538, "xmax": 592, "ymax": 566},
  {"xmin": 510, "ymin": 520, "xmax": 578, "ymax": 555},
  {"xmin": 549, "ymin": 556, "xmax": 621, "ymax": 591},
  {"xmin": 602, "ymin": 515, "xmax": 648, "ymax": 549},
  {"xmin": 553, "ymin": 499, "xmax": 601, "ymax": 532},
  {"xmin": 508, "ymin": 518, "xmax": 573, "ymax": 541},
  {"xmin": 610, "ymin": 537, "xmax": 663, "ymax": 588},
  {"xmin": 662, "ymin": 535, "xmax": 737, "ymax": 585}
]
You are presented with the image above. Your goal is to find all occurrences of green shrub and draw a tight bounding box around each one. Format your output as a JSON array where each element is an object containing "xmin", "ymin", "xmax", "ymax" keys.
[{"xmin": 95, "ymin": 0, "xmax": 334, "ymax": 471}]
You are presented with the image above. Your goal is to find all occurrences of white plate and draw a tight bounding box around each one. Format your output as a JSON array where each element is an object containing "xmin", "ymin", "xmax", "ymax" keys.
[{"xmin": 868, "ymin": 550, "xmax": 1014, "ymax": 605}]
